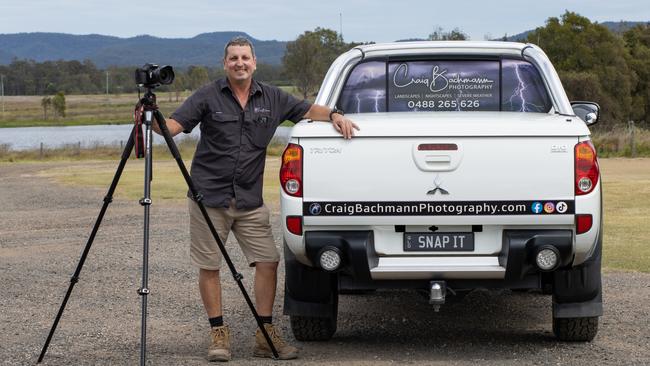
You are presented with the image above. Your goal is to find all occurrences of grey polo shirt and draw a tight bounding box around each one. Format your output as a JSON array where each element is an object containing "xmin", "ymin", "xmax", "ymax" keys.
[{"xmin": 171, "ymin": 78, "xmax": 311, "ymax": 209}]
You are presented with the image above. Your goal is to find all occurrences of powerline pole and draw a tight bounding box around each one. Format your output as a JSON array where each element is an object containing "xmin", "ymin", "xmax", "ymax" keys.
[
  {"xmin": 1, "ymin": 74, "xmax": 5, "ymax": 114},
  {"xmin": 106, "ymin": 71, "xmax": 109, "ymax": 95},
  {"xmin": 339, "ymin": 12, "xmax": 343, "ymax": 41}
]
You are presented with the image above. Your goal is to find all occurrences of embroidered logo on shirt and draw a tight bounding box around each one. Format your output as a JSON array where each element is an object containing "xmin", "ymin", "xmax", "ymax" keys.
[{"xmin": 254, "ymin": 107, "xmax": 271, "ymax": 113}]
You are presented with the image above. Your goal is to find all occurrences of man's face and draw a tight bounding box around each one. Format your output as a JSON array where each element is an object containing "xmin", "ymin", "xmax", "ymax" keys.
[{"xmin": 223, "ymin": 45, "xmax": 256, "ymax": 84}]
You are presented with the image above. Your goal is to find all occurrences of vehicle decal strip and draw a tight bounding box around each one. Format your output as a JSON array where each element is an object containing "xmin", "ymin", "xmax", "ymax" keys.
[{"xmin": 303, "ymin": 200, "xmax": 574, "ymax": 216}]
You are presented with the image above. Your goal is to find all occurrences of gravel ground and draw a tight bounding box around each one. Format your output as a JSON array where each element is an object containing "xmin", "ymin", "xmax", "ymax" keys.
[{"xmin": 1, "ymin": 162, "xmax": 649, "ymax": 365}]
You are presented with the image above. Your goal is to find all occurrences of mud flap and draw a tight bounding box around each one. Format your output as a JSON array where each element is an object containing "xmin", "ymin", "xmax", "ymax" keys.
[
  {"xmin": 552, "ymin": 224, "xmax": 603, "ymax": 318},
  {"xmin": 283, "ymin": 242, "xmax": 338, "ymax": 318}
]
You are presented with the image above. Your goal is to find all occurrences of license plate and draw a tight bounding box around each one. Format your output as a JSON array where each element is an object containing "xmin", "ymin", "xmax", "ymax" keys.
[{"xmin": 404, "ymin": 232, "xmax": 474, "ymax": 251}]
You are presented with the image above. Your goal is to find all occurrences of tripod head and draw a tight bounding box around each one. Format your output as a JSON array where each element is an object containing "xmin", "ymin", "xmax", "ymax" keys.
[{"xmin": 139, "ymin": 88, "xmax": 158, "ymax": 111}]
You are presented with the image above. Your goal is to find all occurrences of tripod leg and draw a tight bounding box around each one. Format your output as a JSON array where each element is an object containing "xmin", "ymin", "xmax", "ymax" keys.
[
  {"xmin": 138, "ymin": 110, "xmax": 155, "ymax": 366},
  {"xmin": 38, "ymin": 126, "xmax": 137, "ymax": 363},
  {"xmin": 154, "ymin": 110, "xmax": 280, "ymax": 359}
]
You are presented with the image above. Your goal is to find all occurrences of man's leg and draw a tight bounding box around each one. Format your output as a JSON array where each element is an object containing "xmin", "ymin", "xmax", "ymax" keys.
[
  {"xmin": 230, "ymin": 203, "xmax": 298, "ymax": 360},
  {"xmin": 251, "ymin": 260, "xmax": 298, "ymax": 359},
  {"xmin": 188, "ymin": 199, "xmax": 233, "ymax": 361},
  {"xmin": 199, "ymin": 269, "xmax": 223, "ymax": 317},
  {"xmin": 253, "ymin": 262, "xmax": 278, "ymax": 316}
]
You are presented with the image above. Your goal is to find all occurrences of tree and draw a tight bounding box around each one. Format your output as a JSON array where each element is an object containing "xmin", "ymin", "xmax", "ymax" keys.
[
  {"xmin": 428, "ymin": 27, "xmax": 468, "ymax": 41},
  {"xmin": 624, "ymin": 24, "xmax": 650, "ymax": 126},
  {"xmin": 283, "ymin": 28, "xmax": 350, "ymax": 99},
  {"xmin": 527, "ymin": 11, "xmax": 636, "ymax": 129},
  {"xmin": 187, "ymin": 66, "xmax": 210, "ymax": 91},
  {"xmin": 172, "ymin": 72, "xmax": 188, "ymax": 102},
  {"xmin": 40, "ymin": 96, "xmax": 52, "ymax": 120},
  {"xmin": 52, "ymin": 91, "xmax": 66, "ymax": 118}
]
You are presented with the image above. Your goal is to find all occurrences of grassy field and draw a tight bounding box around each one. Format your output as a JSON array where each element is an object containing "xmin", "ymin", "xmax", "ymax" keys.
[
  {"xmin": 599, "ymin": 158, "xmax": 650, "ymax": 272},
  {"xmin": 0, "ymin": 89, "xmax": 303, "ymax": 128},
  {"xmin": 0, "ymin": 93, "xmax": 191, "ymax": 127},
  {"xmin": 34, "ymin": 157, "xmax": 650, "ymax": 273},
  {"xmin": 38, "ymin": 157, "xmax": 282, "ymax": 209}
]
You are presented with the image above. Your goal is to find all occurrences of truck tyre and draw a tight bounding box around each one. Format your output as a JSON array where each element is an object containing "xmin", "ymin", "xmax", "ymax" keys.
[
  {"xmin": 552, "ymin": 316, "xmax": 598, "ymax": 341},
  {"xmin": 290, "ymin": 312, "xmax": 337, "ymax": 341}
]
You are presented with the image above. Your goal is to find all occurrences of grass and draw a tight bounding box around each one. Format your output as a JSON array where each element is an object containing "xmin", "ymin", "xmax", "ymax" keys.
[
  {"xmin": 599, "ymin": 158, "xmax": 650, "ymax": 272},
  {"xmin": 0, "ymin": 89, "xmax": 305, "ymax": 128},
  {"xmin": 30, "ymin": 157, "xmax": 650, "ymax": 273},
  {"xmin": 0, "ymin": 92, "xmax": 192, "ymax": 127},
  {"xmin": 38, "ymin": 156, "xmax": 281, "ymax": 207},
  {"xmin": 592, "ymin": 127, "xmax": 650, "ymax": 157}
]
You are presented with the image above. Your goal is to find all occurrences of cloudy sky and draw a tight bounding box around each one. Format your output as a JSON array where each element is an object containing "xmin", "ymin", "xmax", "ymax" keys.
[{"xmin": 1, "ymin": 0, "xmax": 648, "ymax": 42}]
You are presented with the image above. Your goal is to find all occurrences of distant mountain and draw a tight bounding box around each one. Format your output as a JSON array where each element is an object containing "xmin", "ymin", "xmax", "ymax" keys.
[
  {"xmin": 504, "ymin": 20, "xmax": 650, "ymax": 42},
  {"xmin": 0, "ymin": 32, "xmax": 287, "ymax": 68}
]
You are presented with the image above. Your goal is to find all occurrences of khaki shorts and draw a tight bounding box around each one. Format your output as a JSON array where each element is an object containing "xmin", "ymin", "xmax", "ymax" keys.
[{"xmin": 188, "ymin": 198, "xmax": 280, "ymax": 270}]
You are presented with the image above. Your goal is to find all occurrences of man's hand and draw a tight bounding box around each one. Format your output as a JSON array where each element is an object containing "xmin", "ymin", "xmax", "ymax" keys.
[
  {"xmin": 303, "ymin": 104, "xmax": 360, "ymax": 139},
  {"xmin": 331, "ymin": 113, "xmax": 360, "ymax": 140}
]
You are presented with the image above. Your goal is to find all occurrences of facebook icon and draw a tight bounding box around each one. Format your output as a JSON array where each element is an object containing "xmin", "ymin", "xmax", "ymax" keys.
[{"xmin": 531, "ymin": 202, "xmax": 543, "ymax": 214}]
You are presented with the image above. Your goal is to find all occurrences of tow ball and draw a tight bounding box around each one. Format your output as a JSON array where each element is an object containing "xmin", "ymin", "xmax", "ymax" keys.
[{"xmin": 429, "ymin": 281, "xmax": 446, "ymax": 312}]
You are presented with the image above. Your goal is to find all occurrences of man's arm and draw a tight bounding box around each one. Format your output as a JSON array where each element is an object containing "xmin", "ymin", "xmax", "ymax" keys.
[
  {"xmin": 303, "ymin": 104, "xmax": 360, "ymax": 139},
  {"xmin": 152, "ymin": 116, "xmax": 185, "ymax": 137}
]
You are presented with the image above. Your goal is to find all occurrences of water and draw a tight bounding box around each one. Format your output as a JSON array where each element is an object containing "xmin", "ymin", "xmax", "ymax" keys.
[{"xmin": 0, "ymin": 124, "xmax": 292, "ymax": 151}]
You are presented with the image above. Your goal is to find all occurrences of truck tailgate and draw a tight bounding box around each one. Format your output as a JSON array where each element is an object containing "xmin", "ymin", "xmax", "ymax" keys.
[{"xmin": 298, "ymin": 114, "xmax": 582, "ymax": 226}]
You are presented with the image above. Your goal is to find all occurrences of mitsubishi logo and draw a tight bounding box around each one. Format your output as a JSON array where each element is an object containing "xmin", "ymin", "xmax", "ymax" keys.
[{"xmin": 427, "ymin": 175, "xmax": 449, "ymax": 195}]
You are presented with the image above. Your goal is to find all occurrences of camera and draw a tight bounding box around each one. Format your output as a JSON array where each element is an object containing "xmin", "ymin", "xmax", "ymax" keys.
[{"xmin": 135, "ymin": 64, "xmax": 175, "ymax": 87}]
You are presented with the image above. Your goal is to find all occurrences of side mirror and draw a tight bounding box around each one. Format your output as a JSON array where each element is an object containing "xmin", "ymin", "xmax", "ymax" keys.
[{"xmin": 571, "ymin": 101, "xmax": 600, "ymax": 126}]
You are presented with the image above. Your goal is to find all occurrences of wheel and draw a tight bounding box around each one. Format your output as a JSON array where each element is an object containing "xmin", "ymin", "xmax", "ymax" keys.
[
  {"xmin": 552, "ymin": 316, "xmax": 599, "ymax": 341},
  {"xmin": 290, "ymin": 314, "xmax": 337, "ymax": 341}
]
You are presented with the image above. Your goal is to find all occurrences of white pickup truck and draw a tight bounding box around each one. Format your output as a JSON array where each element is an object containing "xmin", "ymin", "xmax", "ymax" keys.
[{"xmin": 279, "ymin": 41, "xmax": 602, "ymax": 343}]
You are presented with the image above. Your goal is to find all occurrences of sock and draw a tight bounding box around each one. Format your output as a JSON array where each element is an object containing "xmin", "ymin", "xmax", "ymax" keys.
[
  {"xmin": 260, "ymin": 316, "xmax": 273, "ymax": 324},
  {"xmin": 209, "ymin": 316, "xmax": 223, "ymax": 328}
]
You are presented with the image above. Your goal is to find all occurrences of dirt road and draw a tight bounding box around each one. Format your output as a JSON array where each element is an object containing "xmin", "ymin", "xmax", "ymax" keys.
[{"xmin": 1, "ymin": 162, "xmax": 648, "ymax": 365}]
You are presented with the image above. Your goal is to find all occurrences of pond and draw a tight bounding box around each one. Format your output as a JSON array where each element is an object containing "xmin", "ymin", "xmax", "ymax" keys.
[{"xmin": 0, "ymin": 125, "xmax": 292, "ymax": 151}]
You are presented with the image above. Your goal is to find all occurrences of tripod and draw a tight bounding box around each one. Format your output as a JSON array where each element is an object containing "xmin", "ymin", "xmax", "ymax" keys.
[{"xmin": 38, "ymin": 88, "xmax": 279, "ymax": 364}]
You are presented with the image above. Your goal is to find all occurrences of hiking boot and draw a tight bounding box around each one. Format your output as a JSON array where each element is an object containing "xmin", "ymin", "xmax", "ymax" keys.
[
  {"xmin": 207, "ymin": 325, "xmax": 231, "ymax": 362},
  {"xmin": 254, "ymin": 323, "xmax": 299, "ymax": 360}
]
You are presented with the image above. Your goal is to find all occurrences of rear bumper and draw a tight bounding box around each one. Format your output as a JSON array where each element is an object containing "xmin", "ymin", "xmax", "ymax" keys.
[
  {"xmin": 285, "ymin": 228, "xmax": 602, "ymax": 318},
  {"xmin": 304, "ymin": 229, "xmax": 573, "ymax": 281}
]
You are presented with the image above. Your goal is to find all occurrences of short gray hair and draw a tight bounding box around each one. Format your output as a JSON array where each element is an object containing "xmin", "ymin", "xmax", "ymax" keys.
[{"xmin": 223, "ymin": 36, "xmax": 256, "ymax": 59}]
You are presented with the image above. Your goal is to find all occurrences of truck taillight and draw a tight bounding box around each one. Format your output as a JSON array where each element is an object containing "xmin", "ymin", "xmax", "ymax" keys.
[
  {"xmin": 280, "ymin": 143, "xmax": 303, "ymax": 197},
  {"xmin": 575, "ymin": 141, "xmax": 599, "ymax": 195}
]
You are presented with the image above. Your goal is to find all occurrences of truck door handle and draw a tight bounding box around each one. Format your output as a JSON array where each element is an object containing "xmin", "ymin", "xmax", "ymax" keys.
[{"xmin": 425, "ymin": 155, "xmax": 451, "ymax": 163}]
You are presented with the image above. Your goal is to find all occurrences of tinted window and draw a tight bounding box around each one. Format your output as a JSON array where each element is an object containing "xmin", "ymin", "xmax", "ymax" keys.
[
  {"xmin": 388, "ymin": 60, "xmax": 500, "ymax": 112},
  {"xmin": 337, "ymin": 59, "xmax": 552, "ymax": 114},
  {"xmin": 501, "ymin": 59, "xmax": 552, "ymax": 112},
  {"xmin": 338, "ymin": 61, "xmax": 386, "ymax": 113}
]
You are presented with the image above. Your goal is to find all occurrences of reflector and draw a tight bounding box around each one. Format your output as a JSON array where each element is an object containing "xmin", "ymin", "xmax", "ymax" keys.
[
  {"xmin": 576, "ymin": 214, "xmax": 593, "ymax": 234},
  {"xmin": 286, "ymin": 216, "xmax": 302, "ymax": 236}
]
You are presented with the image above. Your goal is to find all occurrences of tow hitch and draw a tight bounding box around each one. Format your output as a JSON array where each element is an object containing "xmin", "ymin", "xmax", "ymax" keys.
[{"xmin": 429, "ymin": 281, "xmax": 446, "ymax": 312}]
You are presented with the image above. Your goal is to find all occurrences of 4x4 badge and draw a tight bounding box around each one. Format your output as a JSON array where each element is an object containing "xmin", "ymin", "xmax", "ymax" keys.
[{"xmin": 427, "ymin": 175, "xmax": 449, "ymax": 195}]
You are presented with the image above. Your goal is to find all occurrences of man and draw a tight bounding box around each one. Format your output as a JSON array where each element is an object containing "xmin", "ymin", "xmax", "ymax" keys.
[{"xmin": 155, "ymin": 36, "xmax": 358, "ymax": 361}]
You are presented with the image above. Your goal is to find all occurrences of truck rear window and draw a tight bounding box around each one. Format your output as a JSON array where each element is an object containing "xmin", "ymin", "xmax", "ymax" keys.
[{"xmin": 338, "ymin": 59, "xmax": 552, "ymax": 113}]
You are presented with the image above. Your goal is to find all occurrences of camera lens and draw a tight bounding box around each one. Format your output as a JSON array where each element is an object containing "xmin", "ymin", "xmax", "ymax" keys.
[{"xmin": 156, "ymin": 66, "xmax": 175, "ymax": 85}]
